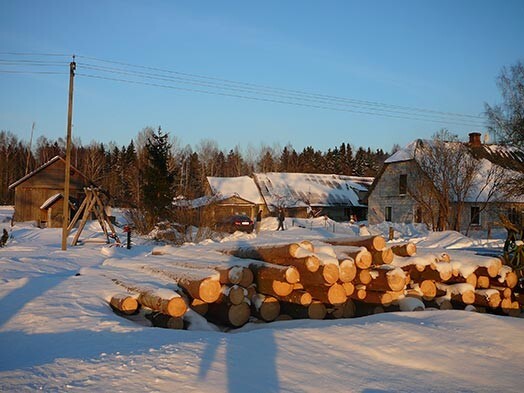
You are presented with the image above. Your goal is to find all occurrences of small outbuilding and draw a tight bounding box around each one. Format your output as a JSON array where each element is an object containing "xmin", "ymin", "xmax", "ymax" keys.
[{"xmin": 8, "ymin": 156, "xmax": 91, "ymax": 228}]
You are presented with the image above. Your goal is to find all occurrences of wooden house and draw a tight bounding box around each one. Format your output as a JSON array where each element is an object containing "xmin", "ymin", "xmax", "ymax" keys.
[
  {"xmin": 8, "ymin": 156, "xmax": 91, "ymax": 228},
  {"xmin": 205, "ymin": 176, "xmax": 267, "ymax": 221},
  {"xmin": 367, "ymin": 133, "xmax": 524, "ymax": 231}
]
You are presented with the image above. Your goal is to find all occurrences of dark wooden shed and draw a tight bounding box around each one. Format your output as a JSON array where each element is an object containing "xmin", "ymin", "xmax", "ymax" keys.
[{"xmin": 8, "ymin": 156, "xmax": 91, "ymax": 227}]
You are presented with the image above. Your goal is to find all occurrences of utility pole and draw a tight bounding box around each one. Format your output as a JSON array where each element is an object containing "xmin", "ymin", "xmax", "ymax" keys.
[
  {"xmin": 25, "ymin": 121, "xmax": 35, "ymax": 175},
  {"xmin": 61, "ymin": 56, "xmax": 76, "ymax": 250}
]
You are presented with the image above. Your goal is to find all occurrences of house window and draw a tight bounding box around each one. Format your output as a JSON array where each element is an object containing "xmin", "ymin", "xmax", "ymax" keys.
[
  {"xmin": 399, "ymin": 174, "xmax": 407, "ymax": 195},
  {"xmin": 471, "ymin": 206, "xmax": 480, "ymax": 226},
  {"xmin": 385, "ymin": 206, "xmax": 392, "ymax": 222}
]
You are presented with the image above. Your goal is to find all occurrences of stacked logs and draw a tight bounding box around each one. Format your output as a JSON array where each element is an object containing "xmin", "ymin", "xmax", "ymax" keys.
[
  {"xmin": 109, "ymin": 235, "xmax": 521, "ymax": 330},
  {"xmin": 394, "ymin": 248, "xmax": 521, "ymax": 317}
]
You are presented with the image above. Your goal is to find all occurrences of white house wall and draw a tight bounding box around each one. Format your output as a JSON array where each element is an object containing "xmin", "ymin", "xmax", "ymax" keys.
[{"xmin": 368, "ymin": 161, "xmax": 421, "ymax": 225}]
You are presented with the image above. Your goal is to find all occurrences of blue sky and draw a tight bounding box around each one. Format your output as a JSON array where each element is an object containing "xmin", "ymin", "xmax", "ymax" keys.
[{"xmin": 1, "ymin": 0, "xmax": 523, "ymax": 153}]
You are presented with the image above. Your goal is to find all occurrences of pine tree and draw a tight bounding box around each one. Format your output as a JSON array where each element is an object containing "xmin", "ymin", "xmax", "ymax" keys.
[{"xmin": 142, "ymin": 127, "xmax": 174, "ymax": 224}]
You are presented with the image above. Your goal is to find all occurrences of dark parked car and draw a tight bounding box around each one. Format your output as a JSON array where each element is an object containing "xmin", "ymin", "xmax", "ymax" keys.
[{"xmin": 215, "ymin": 214, "xmax": 254, "ymax": 233}]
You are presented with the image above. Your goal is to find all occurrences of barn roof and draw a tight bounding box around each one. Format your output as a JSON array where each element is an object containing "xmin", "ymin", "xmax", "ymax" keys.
[
  {"xmin": 253, "ymin": 172, "xmax": 369, "ymax": 210},
  {"xmin": 8, "ymin": 155, "xmax": 89, "ymax": 190},
  {"xmin": 207, "ymin": 176, "xmax": 265, "ymax": 204}
]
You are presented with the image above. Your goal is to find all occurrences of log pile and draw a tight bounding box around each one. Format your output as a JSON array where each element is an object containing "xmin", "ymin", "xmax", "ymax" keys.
[
  {"xmin": 108, "ymin": 235, "xmax": 522, "ymax": 330},
  {"xmin": 394, "ymin": 249, "xmax": 521, "ymax": 317}
]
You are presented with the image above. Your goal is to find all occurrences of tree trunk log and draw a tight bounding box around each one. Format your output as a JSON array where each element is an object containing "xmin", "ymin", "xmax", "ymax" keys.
[
  {"xmin": 110, "ymin": 278, "xmax": 188, "ymax": 317},
  {"xmin": 356, "ymin": 268, "xmax": 406, "ymax": 292},
  {"xmin": 391, "ymin": 242, "xmax": 417, "ymax": 257},
  {"xmin": 501, "ymin": 298, "xmax": 521, "ymax": 317},
  {"xmin": 256, "ymin": 278, "xmax": 294, "ymax": 297},
  {"xmin": 296, "ymin": 263, "xmax": 339, "ymax": 286},
  {"xmin": 216, "ymin": 285, "xmax": 246, "ymax": 305},
  {"xmin": 190, "ymin": 298, "xmax": 208, "ymax": 315},
  {"xmin": 325, "ymin": 235, "xmax": 386, "ymax": 251},
  {"xmin": 250, "ymin": 263, "xmax": 300, "ymax": 284},
  {"xmin": 280, "ymin": 300, "xmax": 327, "ymax": 320},
  {"xmin": 307, "ymin": 283, "xmax": 347, "ymax": 305},
  {"xmin": 341, "ymin": 282, "xmax": 355, "ymax": 296},
  {"xmin": 327, "ymin": 299, "xmax": 356, "ymax": 319},
  {"xmin": 138, "ymin": 291, "xmax": 188, "ymax": 318},
  {"xmin": 145, "ymin": 267, "xmax": 222, "ymax": 303},
  {"xmin": 110, "ymin": 294, "xmax": 139, "ymax": 315},
  {"xmin": 226, "ymin": 242, "xmax": 315, "ymax": 261},
  {"xmin": 251, "ymin": 294, "xmax": 280, "ymax": 322},
  {"xmin": 338, "ymin": 258, "xmax": 357, "ymax": 282},
  {"xmin": 216, "ymin": 266, "xmax": 244, "ymax": 285},
  {"xmin": 489, "ymin": 285, "xmax": 513, "ymax": 299},
  {"xmin": 477, "ymin": 275, "xmax": 490, "ymax": 289},
  {"xmin": 238, "ymin": 267, "xmax": 254, "ymax": 288},
  {"xmin": 207, "ymin": 301, "xmax": 251, "ymax": 327},
  {"xmin": 332, "ymin": 246, "xmax": 372, "ymax": 269},
  {"xmin": 277, "ymin": 289, "xmax": 312, "ymax": 306},
  {"xmin": 371, "ymin": 248, "xmax": 394, "ymax": 265},
  {"xmin": 474, "ymin": 289, "xmax": 501, "ymax": 308},
  {"xmin": 447, "ymin": 273, "xmax": 477, "ymax": 288},
  {"xmin": 266, "ymin": 255, "xmax": 321, "ymax": 273},
  {"xmin": 490, "ymin": 271, "xmax": 518, "ymax": 289}
]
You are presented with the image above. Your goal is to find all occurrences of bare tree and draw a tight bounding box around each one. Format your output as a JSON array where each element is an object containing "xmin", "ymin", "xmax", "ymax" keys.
[
  {"xmin": 485, "ymin": 60, "xmax": 524, "ymax": 149},
  {"xmin": 413, "ymin": 131, "xmax": 480, "ymax": 231}
]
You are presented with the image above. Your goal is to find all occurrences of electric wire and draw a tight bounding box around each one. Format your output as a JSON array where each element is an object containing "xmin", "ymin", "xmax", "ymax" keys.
[
  {"xmin": 0, "ymin": 51, "xmax": 487, "ymax": 127},
  {"xmin": 77, "ymin": 72, "xmax": 485, "ymax": 127},
  {"xmin": 75, "ymin": 54, "xmax": 484, "ymax": 122},
  {"xmin": 77, "ymin": 62, "xmax": 485, "ymax": 126}
]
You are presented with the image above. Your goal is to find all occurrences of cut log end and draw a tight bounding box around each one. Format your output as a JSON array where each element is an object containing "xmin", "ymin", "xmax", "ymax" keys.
[
  {"xmin": 308, "ymin": 301, "xmax": 327, "ymax": 319},
  {"xmin": 258, "ymin": 297, "xmax": 281, "ymax": 322},
  {"xmin": 110, "ymin": 295, "xmax": 138, "ymax": 315},
  {"xmin": 199, "ymin": 279, "xmax": 222, "ymax": 303},
  {"xmin": 228, "ymin": 303, "xmax": 251, "ymax": 327},
  {"xmin": 167, "ymin": 297, "xmax": 189, "ymax": 318}
]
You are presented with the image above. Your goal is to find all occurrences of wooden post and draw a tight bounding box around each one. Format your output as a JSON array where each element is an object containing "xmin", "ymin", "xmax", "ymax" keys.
[{"xmin": 61, "ymin": 57, "xmax": 76, "ymax": 250}]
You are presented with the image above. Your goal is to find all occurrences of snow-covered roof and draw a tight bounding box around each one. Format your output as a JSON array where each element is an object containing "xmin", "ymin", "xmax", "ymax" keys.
[
  {"xmin": 384, "ymin": 139, "xmax": 524, "ymax": 203},
  {"xmin": 207, "ymin": 176, "xmax": 265, "ymax": 204},
  {"xmin": 384, "ymin": 140, "xmax": 419, "ymax": 163},
  {"xmin": 40, "ymin": 193, "xmax": 63, "ymax": 210},
  {"xmin": 173, "ymin": 194, "xmax": 232, "ymax": 209},
  {"xmin": 253, "ymin": 172, "xmax": 369, "ymax": 209}
]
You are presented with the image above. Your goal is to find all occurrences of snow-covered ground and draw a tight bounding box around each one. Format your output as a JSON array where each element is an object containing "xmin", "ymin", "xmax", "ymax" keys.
[{"xmin": 0, "ymin": 206, "xmax": 522, "ymax": 392}]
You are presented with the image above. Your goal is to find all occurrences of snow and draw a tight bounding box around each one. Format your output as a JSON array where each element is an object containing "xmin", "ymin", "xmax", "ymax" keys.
[
  {"xmin": 384, "ymin": 140, "xmax": 418, "ymax": 163},
  {"xmin": 385, "ymin": 139, "xmax": 524, "ymax": 203},
  {"xmin": 254, "ymin": 172, "xmax": 367, "ymax": 209},
  {"xmin": 0, "ymin": 205, "xmax": 523, "ymax": 392},
  {"xmin": 207, "ymin": 175, "xmax": 265, "ymax": 204}
]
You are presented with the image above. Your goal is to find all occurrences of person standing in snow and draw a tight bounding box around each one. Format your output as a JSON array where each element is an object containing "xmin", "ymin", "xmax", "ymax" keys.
[
  {"xmin": 255, "ymin": 209, "xmax": 262, "ymax": 234},
  {"xmin": 277, "ymin": 208, "xmax": 285, "ymax": 231}
]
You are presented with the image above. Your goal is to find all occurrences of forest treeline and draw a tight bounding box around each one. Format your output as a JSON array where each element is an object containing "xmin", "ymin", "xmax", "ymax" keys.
[{"xmin": 0, "ymin": 127, "xmax": 391, "ymax": 206}]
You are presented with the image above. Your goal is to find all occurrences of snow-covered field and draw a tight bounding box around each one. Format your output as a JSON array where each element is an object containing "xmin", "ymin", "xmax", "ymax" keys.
[{"xmin": 0, "ymin": 206, "xmax": 522, "ymax": 393}]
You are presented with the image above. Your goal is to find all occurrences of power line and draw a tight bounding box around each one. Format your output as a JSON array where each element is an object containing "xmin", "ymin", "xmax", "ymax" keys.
[
  {"xmin": 77, "ymin": 72, "xmax": 486, "ymax": 128},
  {"xmin": 0, "ymin": 51, "xmax": 488, "ymax": 128},
  {"xmin": 0, "ymin": 70, "xmax": 67, "ymax": 75},
  {"xmin": 0, "ymin": 52, "xmax": 72, "ymax": 57},
  {"xmin": 76, "ymin": 54, "xmax": 485, "ymax": 122},
  {"xmin": 76, "ymin": 62, "xmax": 485, "ymax": 126}
]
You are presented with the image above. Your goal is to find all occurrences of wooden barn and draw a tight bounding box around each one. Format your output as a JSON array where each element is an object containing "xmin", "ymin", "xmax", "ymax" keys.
[{"xmin": 8, "ymin": 156, "xmax": 91, "ymax": 228}]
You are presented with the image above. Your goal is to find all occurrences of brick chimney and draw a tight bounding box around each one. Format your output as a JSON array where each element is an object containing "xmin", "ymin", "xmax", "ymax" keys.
[{"xmin": 468, "ymin": 132, "xmax": 482, "ymax": 147}]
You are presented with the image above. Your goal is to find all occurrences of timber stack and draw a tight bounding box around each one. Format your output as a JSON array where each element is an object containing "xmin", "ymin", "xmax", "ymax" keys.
[{"xmin": 108, "ymin": 235, "xmax": 522, "ymax": 330}]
